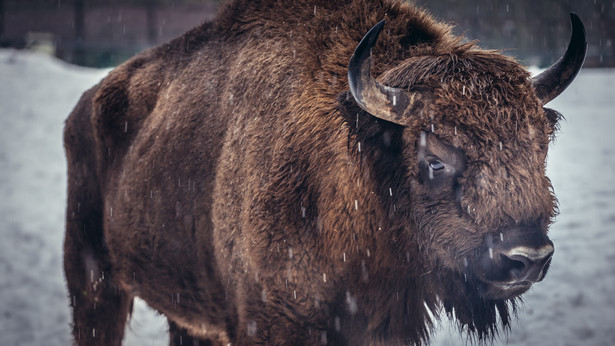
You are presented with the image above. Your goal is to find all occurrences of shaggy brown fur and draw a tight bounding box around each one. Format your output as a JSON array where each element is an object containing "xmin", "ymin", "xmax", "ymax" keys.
[{"xmin": 63, "ymin": 0, "xmax": 568, "ymax": 345}]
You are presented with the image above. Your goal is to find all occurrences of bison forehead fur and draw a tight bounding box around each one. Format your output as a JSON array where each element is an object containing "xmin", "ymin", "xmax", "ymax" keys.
[{"xmin": 63, "ymin": 0, "xmax": 580, "ymax": 345}]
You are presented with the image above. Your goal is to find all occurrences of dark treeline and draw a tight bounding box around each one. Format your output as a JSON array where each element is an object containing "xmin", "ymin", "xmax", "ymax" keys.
[
  {"xmin": 1, "ymin": 0, "xmax": 218, "ymax": 66},
  {"xmin": 417, "ymin": 0, "xmax": 613, "ymax": 67},
  {"xmin": 1, "ymin": 0, "xmax": 612, "ymax": 67}
]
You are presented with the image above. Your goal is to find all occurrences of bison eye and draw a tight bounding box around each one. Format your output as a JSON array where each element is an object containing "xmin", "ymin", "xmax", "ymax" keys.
[{"xmin": 429, "ymin": 159, "xmax": 445, "ymax": 171}]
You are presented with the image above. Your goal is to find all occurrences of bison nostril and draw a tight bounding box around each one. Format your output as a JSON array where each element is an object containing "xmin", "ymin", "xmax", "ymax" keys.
[
  {"xmin": 500, "ymin": 254, "xmax": 530, "ymax": 279},
  {"xmin": 499, "ymin": 245, "xmax": 554, "ymax": 283}
]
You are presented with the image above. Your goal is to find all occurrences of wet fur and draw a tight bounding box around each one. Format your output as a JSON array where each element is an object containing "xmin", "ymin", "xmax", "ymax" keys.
[{"xmin": 64, "ymin": 0, "xmax": 558, "ymax": 344}]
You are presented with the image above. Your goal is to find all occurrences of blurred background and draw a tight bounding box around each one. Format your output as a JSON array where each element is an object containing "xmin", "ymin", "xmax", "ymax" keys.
[{"xmin": 0, "ymin": 0, "xmax": 613, "ymax": 68}]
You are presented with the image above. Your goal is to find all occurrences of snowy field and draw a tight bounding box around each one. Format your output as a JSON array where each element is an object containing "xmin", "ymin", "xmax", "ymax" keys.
[{"xmin": 0, "ymin": 49, "xmax": 613, "ymax": 345}]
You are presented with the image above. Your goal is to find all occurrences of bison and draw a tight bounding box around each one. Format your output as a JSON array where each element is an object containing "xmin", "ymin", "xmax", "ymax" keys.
[{"xmin": 63, "ymin": 0, "xmax": 586, "ymax": 345}]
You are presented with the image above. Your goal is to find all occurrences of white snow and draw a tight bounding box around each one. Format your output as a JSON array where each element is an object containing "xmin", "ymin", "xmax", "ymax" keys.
[
  {"xmin": 0, "ymin": 49, "xmax": 166, "ymax": 346},
  {"xmin": 1, "ymin": 49, "xmax": 614, "ymax": 345}
]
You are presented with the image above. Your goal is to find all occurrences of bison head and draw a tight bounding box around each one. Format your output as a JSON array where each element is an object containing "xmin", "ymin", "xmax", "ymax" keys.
[{"xmin": 343, "ymin": 15, "xmax": 586, "ymax": 335}]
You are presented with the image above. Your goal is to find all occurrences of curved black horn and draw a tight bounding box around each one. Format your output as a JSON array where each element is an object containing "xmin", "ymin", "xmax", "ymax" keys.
[
  {"xmin": 532, "ymin": 13, "xmax": 587, "ymax": 104},
  {"xmin": 348, "ymin": 20, "xmax": 425, "ymax": 125}
]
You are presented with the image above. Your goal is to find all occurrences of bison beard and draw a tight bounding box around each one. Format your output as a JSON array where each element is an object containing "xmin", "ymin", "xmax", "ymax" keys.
[{"xmin": 63, "ymin": 0, "xmax": 585, "ymax": 345}]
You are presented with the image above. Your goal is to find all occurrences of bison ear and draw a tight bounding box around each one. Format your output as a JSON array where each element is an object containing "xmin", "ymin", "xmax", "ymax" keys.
[
  {"xmin": 347, "ymin": 20, "xmax": 427, "ymax": 126},
  {"xmin": 337, "ymin": 90, "xmax": 404, "ymax": 152},
  {"xmin": 544, "ymin": 107, "xmax": 564, "ymax": 138},
  {"xmin": 531, "ymin": 13, "xmax": 587, "ymax": 104}
]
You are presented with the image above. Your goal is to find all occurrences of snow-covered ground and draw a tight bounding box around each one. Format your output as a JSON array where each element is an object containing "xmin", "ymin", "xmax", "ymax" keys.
[{"xmin": 0, "ymin": 49, "xmax": 613, "ymax": 345}]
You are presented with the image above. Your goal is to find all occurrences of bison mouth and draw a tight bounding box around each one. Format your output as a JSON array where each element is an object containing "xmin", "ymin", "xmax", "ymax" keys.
[
  {"xmin": 479, "ymin": 278, "xmax": 534, "ymax": 300},
  {"xmin": 456, "ymin": 270, "xmax": 535, "ymax": 301}
]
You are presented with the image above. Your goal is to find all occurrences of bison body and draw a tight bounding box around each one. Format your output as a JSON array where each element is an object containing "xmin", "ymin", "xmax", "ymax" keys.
[{"xmin": 63, "ymin": 0, "xmax": 585, "ymax": 344}]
